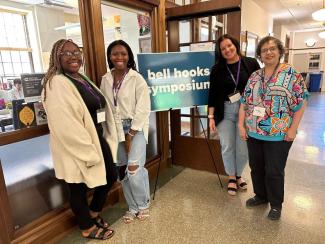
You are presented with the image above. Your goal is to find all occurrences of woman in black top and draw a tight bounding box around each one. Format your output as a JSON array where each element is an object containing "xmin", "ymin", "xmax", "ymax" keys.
[
  {"xmin": 42, "ymin": 39, "xmax": 117, "ymax": 240},
  {"xmin": 208, "ymin": 34, "xmax": 260, "ymax": 195}
]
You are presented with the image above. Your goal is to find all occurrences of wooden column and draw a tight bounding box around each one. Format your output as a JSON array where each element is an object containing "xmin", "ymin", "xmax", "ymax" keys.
[
  {"xmin": 153, "ymin": 0, "xmax": 170, "ymax": 163},
  {"xmin": 226, "ymin": 11, "xmax": 241, "ymax": 41},
  {"xmin": 78, "ymin": 0, "xmax": 106, "ymax": 85}
]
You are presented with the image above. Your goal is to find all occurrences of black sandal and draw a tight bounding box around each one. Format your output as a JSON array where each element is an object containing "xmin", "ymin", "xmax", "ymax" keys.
[
  {"xmin": 236, "ymin": 176, "xmax": 247, "ymax": 190},
  {"xmin": 84, "ymin": 226, "xmax": 115, "ymax": 240},
  {"xmin": 227, "ymin": 179, "xmax": 237, "ymax": 196},
  {"xmin": 92, "ymin": 215, "xmax": 110, "ymax": 229}
]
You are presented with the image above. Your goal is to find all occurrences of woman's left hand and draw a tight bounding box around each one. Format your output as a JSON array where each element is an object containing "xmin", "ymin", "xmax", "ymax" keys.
[{"xmin": 285, "ymin": 127, "xmax": 296, "ymax": 141}]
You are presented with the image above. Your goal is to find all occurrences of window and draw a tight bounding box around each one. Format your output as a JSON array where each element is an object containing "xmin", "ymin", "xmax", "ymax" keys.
[
  {"xmin": 0, "ymin": 9, "xmax": 33, "ymax": 86},
  {"xmin": 0, "ymin": 1, "xmax": 83, "ymax": 133}
]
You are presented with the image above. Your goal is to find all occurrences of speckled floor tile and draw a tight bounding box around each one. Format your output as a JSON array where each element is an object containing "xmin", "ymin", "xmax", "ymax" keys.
[{"xmin": 58, "ymin": 93, "xmax": 325, "ymax": 244}]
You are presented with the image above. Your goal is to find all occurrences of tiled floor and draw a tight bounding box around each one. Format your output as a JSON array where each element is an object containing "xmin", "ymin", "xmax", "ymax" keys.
[{"xmin": 59, "ymin": 93, "xmax": 325, "ymax": 244}]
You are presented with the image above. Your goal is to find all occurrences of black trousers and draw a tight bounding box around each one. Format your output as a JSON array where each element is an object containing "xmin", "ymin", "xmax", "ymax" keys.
[
  {"xmin": 247, "ymin": 137, "xmax": 293, "ymax": 209},
  {"xmin": 67, "ymin": 135, "xmax": 117, "ymax": 230}
]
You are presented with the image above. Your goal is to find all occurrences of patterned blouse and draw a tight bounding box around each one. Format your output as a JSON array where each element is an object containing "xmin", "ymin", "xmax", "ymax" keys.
[{"xmin": 240, "ymin": 63, "xmax": 309, "ymax": 141}]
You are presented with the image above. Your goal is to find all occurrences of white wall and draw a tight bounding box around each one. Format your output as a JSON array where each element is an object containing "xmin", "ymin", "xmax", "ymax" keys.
[
  {"xmin": 34, "ymin": 6, "xmax": 66, "ymax": 52},
  {"xmin": 241, "ymin": 0, "xmax": 273, "ymax": 38},
  {"xmin": 273, "ymin": 24, "xmax": 290, "ymax": 44}
]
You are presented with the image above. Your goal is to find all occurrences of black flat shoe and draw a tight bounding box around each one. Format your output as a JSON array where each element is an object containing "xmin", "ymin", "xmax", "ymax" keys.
[
  {"xmin": 246, "ymin": 196, "xmax": 268, "ymax": 207},
  {"xmin": 267, "ymin": 207, "xmax": 281, "ymax": 220}
]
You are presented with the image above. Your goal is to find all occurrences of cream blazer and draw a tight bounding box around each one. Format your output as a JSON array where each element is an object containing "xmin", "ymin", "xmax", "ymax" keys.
[{"xmin": 42, "ymin": 74, "xmax": 118, "ymax": 188}]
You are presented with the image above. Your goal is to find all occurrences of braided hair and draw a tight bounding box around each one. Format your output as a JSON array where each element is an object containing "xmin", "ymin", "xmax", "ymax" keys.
[{"xmin": 43, "ymin": 39, "xmax": 77, "ymax": 100}]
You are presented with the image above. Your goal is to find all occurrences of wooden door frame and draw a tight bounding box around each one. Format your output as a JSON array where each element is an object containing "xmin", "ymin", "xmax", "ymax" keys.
[{"xmin": 167, "ymin": 0, "xmax": 242, "ymax": 174}]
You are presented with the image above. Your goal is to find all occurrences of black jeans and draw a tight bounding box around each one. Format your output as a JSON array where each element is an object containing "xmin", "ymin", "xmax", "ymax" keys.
[
  {"xmin": 68, "ymin": 135, "xmax": 117, "ymax": 230},
  {"xmin": 247, "ymin": 137, "xmax": 293, "ymax": 209}
]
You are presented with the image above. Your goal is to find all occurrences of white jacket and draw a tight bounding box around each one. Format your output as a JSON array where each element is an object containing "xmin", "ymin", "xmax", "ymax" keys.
[{"xmin": 42, "ymin": 74, "xmax": 118, "ymax": 188}]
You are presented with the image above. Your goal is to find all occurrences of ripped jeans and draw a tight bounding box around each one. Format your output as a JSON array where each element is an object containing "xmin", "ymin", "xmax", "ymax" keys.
[{"xmin": 117, "ymin": 123, "xmax": 150, "ymax": 214}]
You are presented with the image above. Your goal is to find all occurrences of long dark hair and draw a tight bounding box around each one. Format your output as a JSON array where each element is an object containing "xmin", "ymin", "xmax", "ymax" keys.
[
  {"xmin": 215, "ymin": 34, "xmax": 241, "ymax": 65},
  {"xmin": 106, "ymin": 40, "xmax": 136, "ymax": 70}
]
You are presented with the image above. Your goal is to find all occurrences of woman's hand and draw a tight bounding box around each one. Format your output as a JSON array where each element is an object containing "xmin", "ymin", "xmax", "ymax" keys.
[
  {"xmin": 125, "ymin": 129, "xmax": 137, "ymax": 153},
  {"xmin": 125, "ymin": 134, "xmax": 133, "ymax": 153},
  {"xmin": 238, "ymin": 124, "xmax": 248, "ymax": 141},
  {"xmin": 209, "ymin": 119, "xmax": 217, "ymax": 132},
  {"xmin": 284, "ymin": 127, "xmax": 296, "ymax": 141}
]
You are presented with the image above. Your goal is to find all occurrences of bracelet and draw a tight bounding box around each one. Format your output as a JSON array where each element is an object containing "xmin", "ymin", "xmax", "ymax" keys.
[
  {"xmin": 128, "ymin": 132, "xmax": 135, "ymax": 137},
  {"xmin": 208, "ymin": 114, "xmax": 214, "ymax": 119}
]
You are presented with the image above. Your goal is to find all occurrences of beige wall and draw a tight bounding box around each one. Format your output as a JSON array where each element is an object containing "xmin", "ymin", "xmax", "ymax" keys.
[{"xmin": 241, "ymin": 0, "xmax": 273, "ymax": 38}]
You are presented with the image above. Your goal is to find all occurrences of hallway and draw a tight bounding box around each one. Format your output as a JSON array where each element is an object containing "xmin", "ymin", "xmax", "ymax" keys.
[{"xmin": 59, "ymin": 93, "xmax": 325, "ymax": 244}]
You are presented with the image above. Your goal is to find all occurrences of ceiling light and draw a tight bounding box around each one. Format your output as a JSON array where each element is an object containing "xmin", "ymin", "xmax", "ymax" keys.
[
  {"xmin": 312, "ymin": 0, "xmax": 325, "ymax": 21},
  {"xmin": 319, "ymin": 31, "xmax": 325, "ymax": 39},
  {"xmin": 305, "ymin": 38, "xmax": 316, "ymax": 47}
]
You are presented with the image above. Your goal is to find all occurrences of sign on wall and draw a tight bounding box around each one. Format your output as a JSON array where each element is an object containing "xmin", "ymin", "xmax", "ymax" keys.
[
  {"xmin": 21, "ymin": 73, "xmax": 45, "ymax": 103},
  {"xmin": 138, "ymin": 51, "xmax": 215, "ymax": 111}
]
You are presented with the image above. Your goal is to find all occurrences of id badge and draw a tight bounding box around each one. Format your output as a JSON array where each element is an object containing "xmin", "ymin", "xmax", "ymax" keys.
[
  {"xmin": 96, "ymin": 109, "xmax": 106, "ymax": 123},
  {"xmin": 253, "ymin": 107, "xmax": 266, "ymax": 117},
  {"xmin": 228, "ymin": 91, "xmax": 241, "ymax": 103}
]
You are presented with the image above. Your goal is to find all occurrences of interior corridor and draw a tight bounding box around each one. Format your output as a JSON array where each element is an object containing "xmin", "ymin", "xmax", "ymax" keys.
[{"xmin": 59, "ymin": 93, "xmax": 325, "ymax": 244}]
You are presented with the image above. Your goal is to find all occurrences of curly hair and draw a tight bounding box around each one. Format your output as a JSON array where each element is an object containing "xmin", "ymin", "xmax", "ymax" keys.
[
  {"xmin": 43, "ymin": 39, "xmax": 79, "ymax": 100},
  {"xmin": 256, "ymin": 36, "xmax": 285, "ymax": 61},
  {"xmin": 106, "ymin": 40, "xmax": 136, "ymax": 71}
]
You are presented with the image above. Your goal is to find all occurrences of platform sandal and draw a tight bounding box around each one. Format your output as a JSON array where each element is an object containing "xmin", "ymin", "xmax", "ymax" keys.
[
  {"xmin": 227, "ymin": 179, "xmax": 237, "ymax": 196},
  {"xmin": 236, "ymin": 176, "xmax": 247, "ymax": 190},
  {"xmin": 137, "ymin": 209, "xmax": 150, "ymax": 221},
  {"xmin": 123, "ymin": 211, "xmax": 136, "ymax": 224}
]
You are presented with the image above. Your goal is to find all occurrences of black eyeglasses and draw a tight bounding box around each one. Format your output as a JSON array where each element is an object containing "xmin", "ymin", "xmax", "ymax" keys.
[{"xmin": 60, "ymin": 51, "xmax": 82, "ymax": 57}]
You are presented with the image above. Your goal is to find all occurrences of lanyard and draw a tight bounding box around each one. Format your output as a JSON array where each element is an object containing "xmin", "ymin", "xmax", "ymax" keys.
[
  {"xmin": 226, "ymin": 58, "xmax": 241, "ymax": 92},
  {"xmin": 66, "ymin": 74, "xmax": 102, "ymax": 109},
  {"xmin": 260, "ymin": 63, "xmax": 280, "ymax": 99},
  {"xmin": 113, "ymin": 70, "xmax": 128, "ymax": 106}
]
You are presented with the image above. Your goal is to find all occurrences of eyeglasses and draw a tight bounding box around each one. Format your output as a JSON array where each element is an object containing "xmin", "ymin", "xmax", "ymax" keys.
[
  {"xmin": 261, "ymin": 46, "xmax": 278, "ymax": 54},
  {"xmin": 60, "ymin": 51, "xmax": 82, "ymax": 57}
]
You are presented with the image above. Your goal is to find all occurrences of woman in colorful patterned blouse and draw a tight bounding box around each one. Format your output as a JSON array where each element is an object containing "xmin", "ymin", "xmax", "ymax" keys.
[{"xmin": 238, "ymin": 36, "xmax": 309, "ymax": 220}]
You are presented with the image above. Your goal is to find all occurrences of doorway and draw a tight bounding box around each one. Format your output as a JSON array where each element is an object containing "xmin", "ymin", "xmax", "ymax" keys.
[{"xmin": 166, "ymin": 1, "xmax": 242, "ymax": 174}]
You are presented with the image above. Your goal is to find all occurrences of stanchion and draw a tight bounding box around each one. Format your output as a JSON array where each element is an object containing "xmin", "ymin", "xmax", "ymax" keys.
[{"xmin": 195, "ymin": 106, "xmax": 223, "ymax": 188}]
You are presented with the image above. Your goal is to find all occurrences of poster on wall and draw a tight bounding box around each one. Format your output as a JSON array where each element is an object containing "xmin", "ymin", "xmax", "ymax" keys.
[
  {"xmin": 138, "ymin": 51, "xmax": 215, "ymax": 111},
  {"xmin": 21, "ymin": 73, "xmax": 45, "ymax": 103},
  {"xmin": 137, "ymin": 14, "xmax": 150, "ymax": 36}
]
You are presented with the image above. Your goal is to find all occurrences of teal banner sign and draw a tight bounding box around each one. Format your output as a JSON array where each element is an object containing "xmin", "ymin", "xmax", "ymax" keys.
[{"xmin": 138, "ymin": 51, "xmax": 215, "ymax": 111}]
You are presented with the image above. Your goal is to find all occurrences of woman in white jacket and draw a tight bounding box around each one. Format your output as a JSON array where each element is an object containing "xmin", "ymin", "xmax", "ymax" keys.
[
  {"xmin": 101, "ymin": 40, "xmax": 151, "ymax": 223},
  {"xmin": 42, "ymin": 39, "xmax": 118, "ymax": 240}
]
